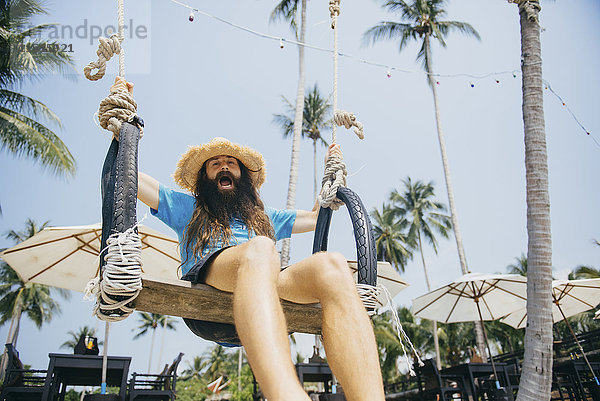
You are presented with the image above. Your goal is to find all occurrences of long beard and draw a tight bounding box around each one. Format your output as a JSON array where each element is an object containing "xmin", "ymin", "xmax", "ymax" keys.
[{"xmin": 203, "ymin": 172, "xmax": 255, "ymax": 224}]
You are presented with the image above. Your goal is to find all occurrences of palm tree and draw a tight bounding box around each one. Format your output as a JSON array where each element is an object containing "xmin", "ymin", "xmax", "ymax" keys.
[
  {"xmin": 132, "ymin": 312, "xmax": 174, "ymax": 372},
  {"xmin": 509, "ymin": 1, "xmax": 553, "ymax": 399},
  {"xmin": 437, "ymin": 321, "xmax": 476, "ymax": 367},
  {"xmin": 571, "ymin": 266, "xmax": 600, "ymax": 280},
  {"xmin": 0, "ymin": 0, "xmax": 76, "ymax": 180},
  {"xmin": 181, "ymin": 356, "xmax": 208, "ymax": 380},
  {"xmin": 270, "ymin": 0, "xmax": 307, "ymax": 265},
  {"xmin": 507, "ymin": 254, "xmax": 528, "ymax": 276},
  {"xmin": 363, "ymin": 0, "xmax": 489, "ymax": 361},
  {"xmin": 155, "ymin": 315, "xmax": 177, "ymax": 372},
  {"xmin": 202, "ymin": 345, "xmax": 235, "ymax": 381},
  {"xmin": 390, "ymin": 177, "xmax": 451, "ymax": 369},
  {"xmin": 370, "ymin": 203, "xmax": 413, "ymax": 272},
  {"xmin": 273, "ymin": 83, "xmax": 332, "ymax": 200},
  {"xmin": 60, "ymin": 325, "xmax": 103, "ymax": 351}
]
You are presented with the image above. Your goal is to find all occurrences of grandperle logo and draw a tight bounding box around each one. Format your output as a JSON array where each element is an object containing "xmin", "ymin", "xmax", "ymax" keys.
[{"xmin": 41, "ymin": 19, "xmax": 149, "ymax": 45}]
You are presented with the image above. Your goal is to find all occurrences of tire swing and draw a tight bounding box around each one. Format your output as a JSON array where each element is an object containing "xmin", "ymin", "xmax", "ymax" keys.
[
  {"xmin": 83, "ymin": 0, "xmax": 144, "ymax": 323},
  {"xmin": 318, "ymin": 1, "xmax": 424, "ymax": 374}
]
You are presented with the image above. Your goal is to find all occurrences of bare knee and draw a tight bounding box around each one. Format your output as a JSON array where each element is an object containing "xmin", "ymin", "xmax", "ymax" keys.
[
  {"xmin": 239, "ymin": 236, "xmax": 279, "ymax": 274},
  {"xmin": 311, "ymin": 252, "xmax": 354, "ymax": 291}
]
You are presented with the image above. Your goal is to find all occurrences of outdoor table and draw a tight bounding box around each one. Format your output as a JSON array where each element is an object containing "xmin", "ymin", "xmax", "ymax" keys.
[
  {"xmin": 41, "ymin": 353, "xmax": 132, "ymax": 401},
  {"xmin": 441, "ymin": 362, "xmax": 513, "ymax": 401},
  {"xmin": 553, "ymin": 359, "xmax": 600, "ymax": 401}
]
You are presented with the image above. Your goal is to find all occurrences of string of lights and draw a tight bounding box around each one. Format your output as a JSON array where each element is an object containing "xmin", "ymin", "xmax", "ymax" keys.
[{"xmin": 167, "ymin": 0, "xmax": 595, "ymax": 147}]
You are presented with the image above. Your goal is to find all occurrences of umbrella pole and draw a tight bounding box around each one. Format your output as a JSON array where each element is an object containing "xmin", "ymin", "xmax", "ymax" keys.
[
  {"xmin": 475, "ymin": 299, "xmax": 500, "ymax": 387},
  {"xmin": 101, "ymin": 322, "xmax": 110, "ymax": 394},
  {"xmin": 557, "ymin": 303, "xmax": 600, "ymax": 385}
]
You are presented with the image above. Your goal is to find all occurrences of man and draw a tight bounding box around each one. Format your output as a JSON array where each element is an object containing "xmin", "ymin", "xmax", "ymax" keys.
[{"xmin": 118, "ymin": 79, "xmax": 385, "ymax": 400}]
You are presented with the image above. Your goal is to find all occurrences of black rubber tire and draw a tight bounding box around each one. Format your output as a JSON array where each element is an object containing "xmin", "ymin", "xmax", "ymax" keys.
[
  {"xmin": 112, "ymin": 122, "xmax": 140, "ymax": 233},
  {"xmin": 99, "ymin": 122, "xmax": 141, "ymax": 316},
  {"xmin": 312, "ymin": 187, "xmax": 378, "ymax": 287},
  {"xmin": 100, "ymin": 138, "xmax": 119, "ymax": 270}
]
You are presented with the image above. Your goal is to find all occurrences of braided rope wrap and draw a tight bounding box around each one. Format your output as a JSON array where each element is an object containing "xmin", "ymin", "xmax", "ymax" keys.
[
  {"xmin": 318, "ymin": 153, "xmax": 347, "ymax": 210},
  {"xmin": 84, "ymin": 34, "xmax": 122, "ymax": 81},
  {"xmin": 98, "ymin": 89, "xmax": 138, "ymax": 139},
  {"xmin": 85, "ymin": 227, "xmax": 143, "ymax": 322}
]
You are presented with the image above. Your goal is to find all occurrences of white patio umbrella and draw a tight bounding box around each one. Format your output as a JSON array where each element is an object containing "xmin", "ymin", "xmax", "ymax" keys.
[
  {"xmin": 0, "ymin": 223, "xmax": 181, "ymax": 291},
  {"xmin": 412, "ymin": 272, "xmax": 528, "ymax": 385},
  {"xmin": 0, "ymin": 223, "xmax": 181, "ymax": 393},
  {"xmin": 501, "ymin": 278, "xmax": 600, "ymax": 329},
  {"xmin": 501, "ymin": 278, "xmax": 600, "ymax": 385}
]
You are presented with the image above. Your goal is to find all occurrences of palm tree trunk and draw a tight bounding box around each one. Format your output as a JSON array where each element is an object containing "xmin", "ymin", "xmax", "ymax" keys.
[
  {"xmin": 313, "ymin": 138, "xmax": 317, "ymax": 202},
  {"xmin": 148, "ymin": 328, "xmax": 156, "ymax": 372},
  {"xmin": 424, "ymin": 36, "xmax": 487, "ymax": 360},
  {"xmin": 280, "ymin": 0, "xmax": 307, "ymax": 266},
  {"xmin": 515, "ymin": 2, "xmax": 553, "ymax": 400},
  {"xmin": 7, "ymin": 301, "xmax": 23, "ymax": 346},
  {"xmin": 417, "ymin": 231, "xmax": 441, "ymax": 370},
  {"xmin": 157, "ymin": 319, "xmax": 167, "ymax": 372},
  {"xmin": 0, "ymin": 303, "xmax": 23, "ymax": 383}
]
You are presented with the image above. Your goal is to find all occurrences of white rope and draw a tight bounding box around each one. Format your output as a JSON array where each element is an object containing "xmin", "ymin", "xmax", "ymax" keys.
[
  {"xmin": 84, "ymin": 224, "xmax": 143, "ymax": 322},
  {"xmin": 84, "ymin": 0, "xmax": 139, "ymax": 140},
  {"xmin": 83, "ymin": 34, "xmax": 122, "ymax": 81},
  {"xmin": 333, "ymin": 110, "xmax": 364, "ymax": 140},
  {"xmin": 379, "ymin": 285, "xmax": 425, "ymax": 376},
  {"xmin": 318, "ymin": 0, "xmax": 365, "ymax": 210},
  {"xmin": 356, "ymin": 283, "xmax": 381, "ymax": 314}
]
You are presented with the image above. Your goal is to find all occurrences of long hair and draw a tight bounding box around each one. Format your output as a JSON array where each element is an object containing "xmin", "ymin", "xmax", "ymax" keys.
[{"xmin": 181, "ymin": 160, "xmax": 275, "ymax": 265}]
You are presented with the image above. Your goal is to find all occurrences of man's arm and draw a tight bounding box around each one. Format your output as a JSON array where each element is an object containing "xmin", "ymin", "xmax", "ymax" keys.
[
  {"xmin": 291, "ymin": 143, "xmax": 342, "ymax": 234},
  {"xmin": 291, "ymin": 199, "xmax": 319, "ymax": 234},
  {"xmin": 138, "ymin": 172, "xmax": 159, "ymax": 210}
]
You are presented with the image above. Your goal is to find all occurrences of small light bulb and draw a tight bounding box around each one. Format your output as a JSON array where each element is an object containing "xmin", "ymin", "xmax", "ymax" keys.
[
  {"xmin": 512, "ymin": 72, "xmax": 517, "ymax": 78},
  {"xmin": 495, "ymin": 79, "xmax": 500, "ymax": 84},
  {"xmin": 189, "ymin": 11, "xmax": 195, "ymax": 22},
  {"xmin": 279, "ymin": 38, "xmax": 284, "ymax": 49},
  {"xmin": 470, "ymin": 82, "xmax": 475, "ymax": 88},
  {"xmin": 386, "ymin": 70, "xmax": 391, "ymax": 78},
  {"xmin": 436, "ymin": 81, "xmax": 440, "ymax": 85}
]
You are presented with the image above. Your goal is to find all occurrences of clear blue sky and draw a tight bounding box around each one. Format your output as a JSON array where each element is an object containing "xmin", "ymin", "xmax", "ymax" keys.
[{"xmin": 0, "ymin": 0, "xmax": 598, "ymax": 376}]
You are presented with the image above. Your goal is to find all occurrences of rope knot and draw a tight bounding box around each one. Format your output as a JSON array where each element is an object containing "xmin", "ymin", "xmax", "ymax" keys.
[
  {"xmin": 84, "ymin": 34, "xmax": 122, "ymax": 81},
  {"xmin": 334, "ymin": 110, "xmax": 364, "ymax": 139},
  {"xmin": 97, "ymin": 83, "xmax": 138, "ymax": 139},
  {"xmin": 329, "ymin": 0, "xmax": 340, "ymax": 29}
]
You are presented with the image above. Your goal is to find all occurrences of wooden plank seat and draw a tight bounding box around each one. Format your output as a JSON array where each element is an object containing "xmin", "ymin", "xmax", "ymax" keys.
[
  {"xmin": 0, "ymin": 344, "xmax": 48, "ymax": 401},
  {"xmin": 134, "ymin": 261, "xmax": 404, "ymax": 335}
]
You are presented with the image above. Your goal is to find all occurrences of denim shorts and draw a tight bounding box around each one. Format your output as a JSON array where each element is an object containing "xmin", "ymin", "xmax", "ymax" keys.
[{"xmin": 180, "ymin": 247, "xmax": 241, "ymax": 347}]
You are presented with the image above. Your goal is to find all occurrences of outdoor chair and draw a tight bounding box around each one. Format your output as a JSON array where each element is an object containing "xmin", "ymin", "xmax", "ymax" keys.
[
  {"xmin": 127, "ymin": 353, "xmax": 183, "ymax": 401},
  {"xmin": 415, "ymin": 359, "xmax": 465, "ymax": 401},
  {"xmin": 0, "ymin": 344, "xmax": 47, "ymax": 401},
  {"xmin": 551, "ymin": 370, "xmax": 579, "ymax": 401}
]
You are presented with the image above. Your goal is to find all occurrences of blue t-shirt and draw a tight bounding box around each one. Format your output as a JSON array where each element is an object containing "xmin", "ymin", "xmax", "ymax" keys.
[{"xmin": 150, "ymin": 184, "xmax": 296, "ymax": 275}]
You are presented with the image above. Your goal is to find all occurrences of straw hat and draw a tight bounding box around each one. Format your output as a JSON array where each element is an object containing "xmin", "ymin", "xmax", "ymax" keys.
[{"xmin": 174, "ymin": 137, "xmax": 266, "ymax": 193}]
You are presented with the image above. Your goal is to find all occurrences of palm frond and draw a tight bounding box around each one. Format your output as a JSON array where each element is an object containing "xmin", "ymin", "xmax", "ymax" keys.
[
  {"xmin": 0, "ymin": 89, "xmax": 62, "ymax": 126},
  {"xmin": 0, "ymin": 106, "xmax": 76, "ymax": 177},
  {"xmin": 269, "ymin": 0, "xmax": 299, "ymax": 37}
]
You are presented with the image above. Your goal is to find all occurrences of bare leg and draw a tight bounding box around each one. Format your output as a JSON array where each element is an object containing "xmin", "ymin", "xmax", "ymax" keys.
[
  {"xmin": 204, "ymin": 238, "xmax": 384, "ymax": 401},
  {"xmin": 204, "ymin": 237, "xmax": 310, "ymax": 401},
  {"xmin": 277, "ymin": 252, "xmax": 385, "ymax": 401}
]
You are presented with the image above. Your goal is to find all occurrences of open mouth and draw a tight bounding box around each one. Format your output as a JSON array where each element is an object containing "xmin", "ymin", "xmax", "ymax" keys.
[{"xmin": 218, "ymin": 176, "xmax": 234, "ymax": 190}]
